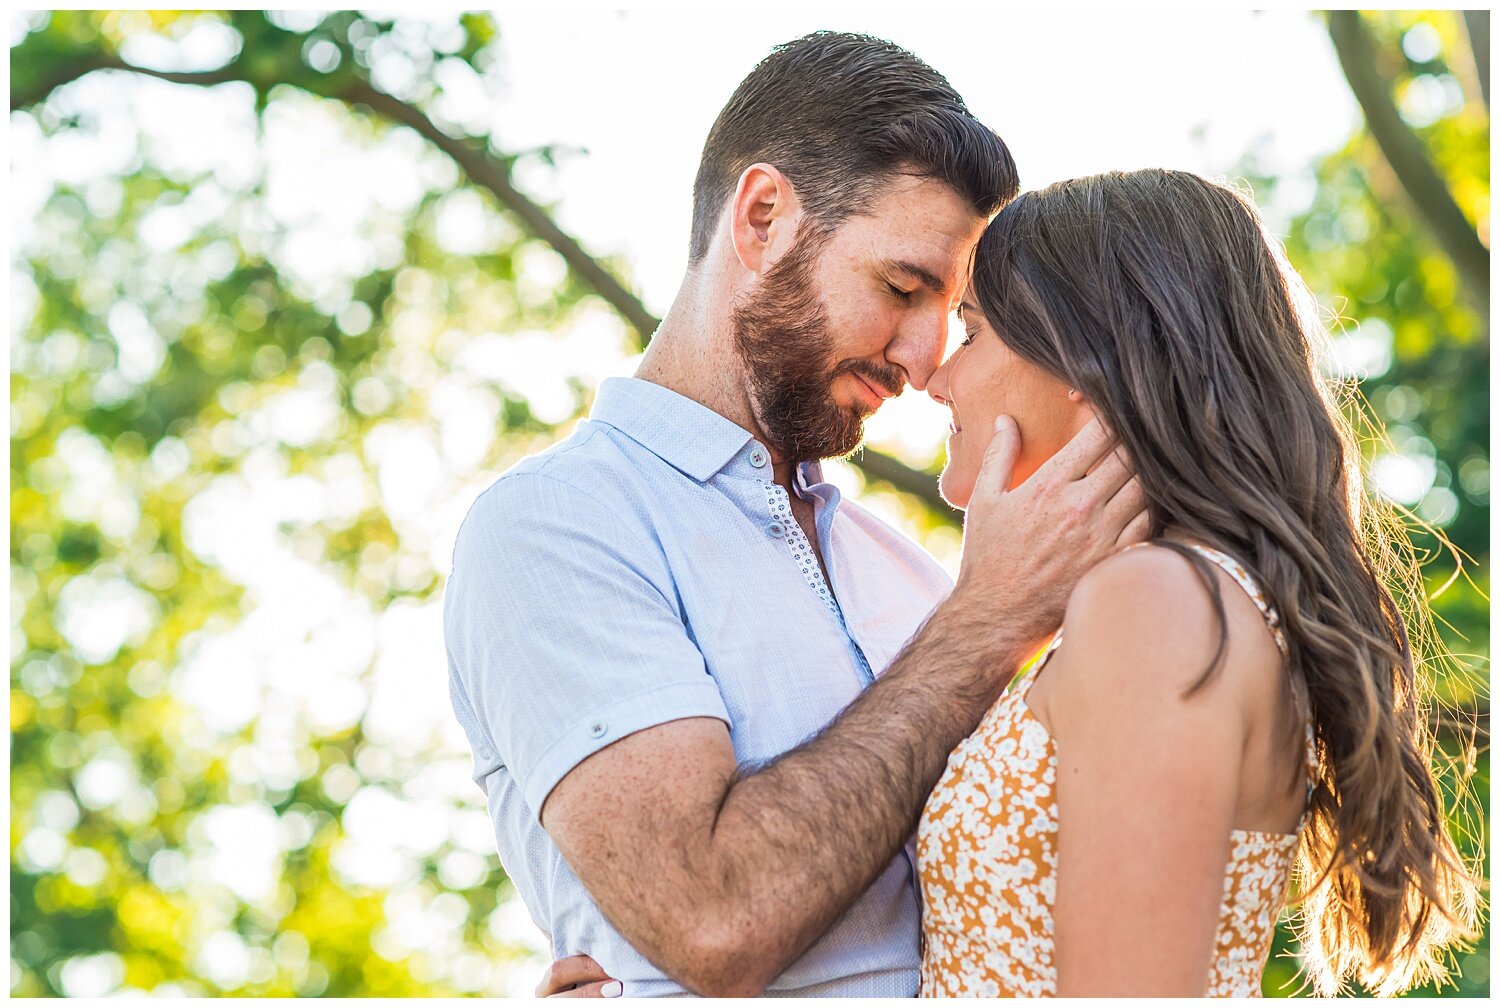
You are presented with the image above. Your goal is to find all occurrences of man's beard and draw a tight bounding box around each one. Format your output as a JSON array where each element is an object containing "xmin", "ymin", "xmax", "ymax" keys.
[{"xmin": 730, "ymin": 229, "xmax": 904, "ymax": 463}]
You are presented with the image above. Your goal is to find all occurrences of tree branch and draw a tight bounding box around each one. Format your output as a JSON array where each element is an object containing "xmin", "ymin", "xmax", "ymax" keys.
[
  {"xmin": 848, "ymin": 449, "xmax": 952, "ymax": 509},
  {"xmin": 12, "ymin": 53, "xmax": 113, "ymax": 110},
  {"xmin": 1463, "ymin": 11, "xmax": 1489, "ymax": 108},
  {"xmin": 335, "ymin": 80, "xmax": 662, "ymax": 341},
  {"xmin": 1326, "ymin": 11, "xmax": 1490, "ymax": 317},
  {"xmin": 12, "ymin": 48, "xmax": 955, "ymax": 518},
  {"xmin": 327, "ymin": 80, "xmax": 951, "ymax": 516},
  {"xmin": 10, "ymin": 54, "xmax": 247, "ymax": 110}
]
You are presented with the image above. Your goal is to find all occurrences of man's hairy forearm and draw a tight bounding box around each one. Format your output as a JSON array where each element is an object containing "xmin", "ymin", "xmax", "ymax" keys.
[{"xmin": 694, "ymin": 590, "xmax": 1023, "ymax": 992}]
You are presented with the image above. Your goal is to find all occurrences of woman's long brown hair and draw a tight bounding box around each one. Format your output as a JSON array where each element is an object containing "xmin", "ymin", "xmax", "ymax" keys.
[{"xmin": 969, "ymin": 169, "xmax": 1482, "ymax": 995}]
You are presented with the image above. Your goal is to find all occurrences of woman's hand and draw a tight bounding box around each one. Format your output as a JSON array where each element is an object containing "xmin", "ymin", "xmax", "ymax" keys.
[{"xmin": 535, "ymin": 954, "xmax": 621, "ymax": 998}]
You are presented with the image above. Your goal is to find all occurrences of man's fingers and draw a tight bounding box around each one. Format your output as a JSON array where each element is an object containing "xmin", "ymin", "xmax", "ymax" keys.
[
  {"xmin": 1080, "ymin": 445, "xmax": 1134, "ymax": 499},
  {"xmin": 551, "ymin": 980, "xmax": 621, "ymax": 998},
  {"xmin": 1114, "ymin": 507, "xmax": 1153, "ymax": 549},
  {"xmin": 537, "ymin": 956, "xmax": 610, "ymax": 997},
  {"xmin": 1042, "ymin": 415, "xmax": 1114, "ymax": 482},
  {"xmin": 1099, "ymin": 473, "xmax": 1148, "ymax": 526},
  {"xmin": 973, "ymin": 415, "xmax": 1022, "ymax": 497},
  {"xmin": 1109, "ymin": 471, "xmax": 1144, "ymax": 505}
]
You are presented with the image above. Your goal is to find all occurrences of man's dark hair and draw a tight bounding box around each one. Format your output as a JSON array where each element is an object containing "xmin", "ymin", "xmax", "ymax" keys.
[{"xmin": 687, "ymin": 31, "xmax": 1019, "ymax": 263}]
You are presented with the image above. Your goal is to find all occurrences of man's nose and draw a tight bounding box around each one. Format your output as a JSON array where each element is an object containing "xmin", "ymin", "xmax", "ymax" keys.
[
  {"xmin": 887, "ymin": 309, "xmax": 950, "ymax": 392},
  {"xmin": 928, "ymin": 354, "xmax": 953, "ymax": 408}
]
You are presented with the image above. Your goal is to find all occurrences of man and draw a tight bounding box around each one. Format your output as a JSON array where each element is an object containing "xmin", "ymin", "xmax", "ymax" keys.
[{"xmin": 444, "ymin": 32, "xmax": 1146, "ymax": 997}]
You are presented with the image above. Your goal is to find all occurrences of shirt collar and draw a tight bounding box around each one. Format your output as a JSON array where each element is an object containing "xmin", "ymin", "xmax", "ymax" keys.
[{"xmin": 588, "ymin": 377, "xmax": 758, "ymax": 482}]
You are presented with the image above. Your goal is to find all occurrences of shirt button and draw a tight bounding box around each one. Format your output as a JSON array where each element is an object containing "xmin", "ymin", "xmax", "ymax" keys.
[
  {"xmin": 587, "ymin": 720, "xmax": 607, "ymax": 739},
  {"xmin": 767, "ymin": 521, "xmax": 786, "ymax": 538},
  {"xmin": 749, "ymin": 448, "xmax": 768, "ymax": 468}
]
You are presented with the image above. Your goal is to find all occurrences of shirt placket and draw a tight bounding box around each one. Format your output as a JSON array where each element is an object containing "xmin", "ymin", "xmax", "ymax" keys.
[
  {"xmin": 768, "ymin": 477, "xmax": 918, "ymax": 912},
  {"xmin": 762, "ymin": 482, "xmax": 876, "ymax": 687},
  {"xmin": 753, "ymin": 457, "xmax": 915, "ymax": 911}
]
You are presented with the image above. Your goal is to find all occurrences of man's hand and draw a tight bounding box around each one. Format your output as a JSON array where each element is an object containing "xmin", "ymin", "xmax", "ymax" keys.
[
  {"xmin": 955, "ymin": 415, "xmax": 1149, "ymax": 657},
  {"xmin": 536, "ymin": 955, "xmax": 618, "ymax": 998}
]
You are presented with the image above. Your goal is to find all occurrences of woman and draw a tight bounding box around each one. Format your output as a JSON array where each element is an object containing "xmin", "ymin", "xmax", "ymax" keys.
[
  {"xmin": 541, "ymin": 169, "xmax": 1480, "ymax": 997},
  {"xmin": 915, "ymin": 168, "xmax": 1478, "ymax": 997}
]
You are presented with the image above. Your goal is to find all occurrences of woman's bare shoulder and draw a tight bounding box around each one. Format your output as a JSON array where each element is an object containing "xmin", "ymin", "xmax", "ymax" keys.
[{"xmin": 1054, "ymin": 542, "xmax": 1280, "ymax": 702}]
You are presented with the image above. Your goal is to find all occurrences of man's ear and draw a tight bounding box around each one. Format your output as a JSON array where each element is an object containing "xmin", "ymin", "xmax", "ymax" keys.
[{"xmin": 729, "ymin": 163, "xmax": 799, "ymax": 276}]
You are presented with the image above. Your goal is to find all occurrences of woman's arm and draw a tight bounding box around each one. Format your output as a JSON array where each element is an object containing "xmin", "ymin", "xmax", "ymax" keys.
[{"xmin": 1036, "ymin": 546, "xmax": 1253, "ymax": 997}]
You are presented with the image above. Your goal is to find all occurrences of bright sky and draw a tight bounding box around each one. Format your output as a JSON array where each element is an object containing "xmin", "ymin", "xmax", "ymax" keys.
[{"xmin": 492, "ymin": 9, "xmax": 1356, "ymax": 314}]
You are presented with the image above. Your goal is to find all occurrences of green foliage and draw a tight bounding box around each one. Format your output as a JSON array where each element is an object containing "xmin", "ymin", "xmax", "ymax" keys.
[
  {"xmin": 9, "ymin": 7, "xmax": 1488, "ymax": 998},
  {"xmin": 1237, "ymin": 11, "xmax": 1489, "ymax": 997},
  {"xmin": 11, "ymin": 9, "xmax": 605, "ymax": 996}
]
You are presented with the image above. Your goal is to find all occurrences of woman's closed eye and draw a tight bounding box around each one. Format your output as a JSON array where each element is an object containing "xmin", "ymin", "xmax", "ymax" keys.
[{"xmin": 955, "ymin": 303, "xmax": 978, "ymax": 346}]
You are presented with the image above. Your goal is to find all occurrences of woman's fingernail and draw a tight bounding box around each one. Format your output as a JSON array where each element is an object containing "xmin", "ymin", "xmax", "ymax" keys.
[{"xmin": 601, "ymin": 980, "xmax": 622, "ymax": 998}]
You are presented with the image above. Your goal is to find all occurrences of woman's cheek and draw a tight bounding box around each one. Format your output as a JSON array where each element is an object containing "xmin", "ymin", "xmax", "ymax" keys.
[
  {"xmin": 961, "ymin": 427, "xmax": 994, "ymax": 501},
  {"xmin": 938, "ymin": 466, "xmax": 967, "ymax": 509},
  {"xmin": 939, "ymin": 436, "xmax": 982, "ymax": 509}
]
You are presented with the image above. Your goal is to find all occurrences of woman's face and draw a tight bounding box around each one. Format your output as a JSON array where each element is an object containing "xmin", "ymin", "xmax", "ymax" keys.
[{"xmin": 928, "ymin": 291, "xmax": 1093, "ymax": 508}]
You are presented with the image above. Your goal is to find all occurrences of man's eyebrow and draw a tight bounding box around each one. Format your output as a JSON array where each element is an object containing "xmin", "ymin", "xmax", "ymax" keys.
[{"xmin": 885, "ymin": 260, "xmax": 949, "ymax": 296}]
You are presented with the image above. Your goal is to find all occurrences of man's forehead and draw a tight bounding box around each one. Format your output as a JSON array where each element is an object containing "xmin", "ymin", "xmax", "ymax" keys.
[
  {"xmin": 869, "ymin": 176, "xmax": 984, "ymax": 231},
  {"xmin": 848, "ymin": 180, "xmax": 984, "ymax": 262}
]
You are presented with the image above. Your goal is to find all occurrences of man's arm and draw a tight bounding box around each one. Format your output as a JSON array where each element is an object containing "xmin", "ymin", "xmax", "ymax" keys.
[{"xmin": 541, "ymin": 417, "xmax": 1149, "ymax": 996}]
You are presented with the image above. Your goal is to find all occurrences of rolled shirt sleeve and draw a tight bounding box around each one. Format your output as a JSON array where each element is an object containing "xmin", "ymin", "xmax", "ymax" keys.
[{"xmin": 445, "ymin": 469, "xmax": 732, "ymax": 815}]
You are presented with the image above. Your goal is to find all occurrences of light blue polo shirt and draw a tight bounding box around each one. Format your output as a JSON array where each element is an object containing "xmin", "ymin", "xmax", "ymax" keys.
[{"xmin": 444, "ymin": 377, "xmax": 953, "ymax": 997}]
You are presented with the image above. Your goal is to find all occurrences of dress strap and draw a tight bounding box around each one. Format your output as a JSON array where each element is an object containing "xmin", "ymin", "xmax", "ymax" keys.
[
  {"xmin": 1028, "ymin": 543, "xmax": 1320, "ymax": 826},
  {"xmin": 1181, "ymin": 545, "xmax": 1287, "ymax": 657},
  {"xmin": 1181, "ymin": 544, "xmax": 1318, "ymax": 824}
]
